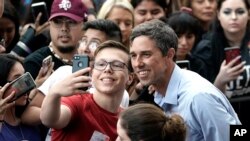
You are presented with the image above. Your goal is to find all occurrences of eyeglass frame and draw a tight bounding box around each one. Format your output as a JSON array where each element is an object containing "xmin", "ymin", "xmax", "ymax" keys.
[
  {"xmin": 94, "ymin": 60, "xmax": 128, "ymax": 71},
  {"xmin": 49, "ymin": 17, "xmax": 82, "ymax": 29},
  {"xmin": 78, "ymin": 38, "xmax": 101, "ymax": 52}
]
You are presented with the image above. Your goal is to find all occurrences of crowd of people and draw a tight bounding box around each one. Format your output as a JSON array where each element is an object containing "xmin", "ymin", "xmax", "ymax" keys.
[{"xmin": 0, "ymin": 0, "xmax": 249, "ymax": 141}]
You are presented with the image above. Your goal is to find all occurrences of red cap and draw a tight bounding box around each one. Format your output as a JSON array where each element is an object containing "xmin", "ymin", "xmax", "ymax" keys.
[{"xmin": 49, "ymin": 0, "xmax": 87, "ymax": 22}]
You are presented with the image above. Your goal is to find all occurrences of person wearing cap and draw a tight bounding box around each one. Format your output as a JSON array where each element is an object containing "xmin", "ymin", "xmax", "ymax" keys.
[{"xmin": 23, "ymin": 0, "xmax": 87, "ymax": 79}]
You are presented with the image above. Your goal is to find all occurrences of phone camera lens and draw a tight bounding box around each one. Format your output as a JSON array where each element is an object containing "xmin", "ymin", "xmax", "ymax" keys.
[{"xmin": 78, "ymin": 61, "xmax": 83, "ymax": 67}]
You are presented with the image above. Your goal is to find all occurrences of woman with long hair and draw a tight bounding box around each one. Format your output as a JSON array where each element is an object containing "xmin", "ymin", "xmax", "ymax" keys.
[
  {"xmin": 0, "ymin": 54, "xmax": 41, "ymax": 140},
  {"xmin": 193, "ymin": 0, "xmax": 250, "ymax": 126}
]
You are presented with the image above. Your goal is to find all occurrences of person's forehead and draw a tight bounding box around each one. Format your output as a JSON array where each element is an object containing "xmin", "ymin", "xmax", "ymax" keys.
[
  {"xmin": 84, "ymin": 28, "xmax": 107, "ymax": 42},
  {"xmin": 135, "ymin": 0, "xmax": 163, "ymax": 9},
  {"xmin": 52, "ymin": 16, "xmax": 76, "ymax": 21},
  {"xmin": 96, "ymin": 48, "xmax": 128, "ymax": 61}
]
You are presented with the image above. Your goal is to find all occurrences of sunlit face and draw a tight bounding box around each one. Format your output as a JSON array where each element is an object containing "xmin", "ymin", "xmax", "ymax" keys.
[
  {"xmin": 116, "ymin": 119, "xmax": 131, "ymax": 141},
  {"xmin": 130, "ymin": 36, "xmax": 168, "ymax": 86},
  {"xmin": 78, "ymin": 29, "xmax": 107, "ymax": 60},
  {"xmin": 107, "ymin": 7, "xmax": 133, "ymax": 45},
  {"xmin": 7, "ymin": 62, "xmax": 27, "ymax": 105},
  {"xmin": 177, "ymin": 33, "xmax": 195, "ymax": 60},
  {"xmin": 218, "ymin": 0, "xmax": 249, "ymax": 35},
  {"xmin": 0, "ymin": 17, "xmax": 15, "ymax": 49},
  {"xmin": 49, "ymin": 17, "xmax": 83, "ymax": 52},
  {"xmin": 191, "ymin": 0, "xmax": 217, "ymax": 23},
  {"xmin": 134, "ymin": 0, "xmax": 165, "ymax": 26},
  {"xmin": 92, "ymin": 48, "xmax": 129, "ymax": 95}
]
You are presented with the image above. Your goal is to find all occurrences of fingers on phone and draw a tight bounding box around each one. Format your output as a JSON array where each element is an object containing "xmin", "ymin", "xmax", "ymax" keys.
[
  {"xmin": 0, "ymin": 83, "xmax": 10, "ymax": 92},
  {"xmin": 2, "ymin": 91, "xmax": 15, "ymax": 103},
  {"xmin": 0, "ymin": 83, "xmax": 10, "ymax": 98},
  {"xmin": 227, "ymin": 56, "xmax": 241, "ymax": 66},
  {"xmin": 73, "ymin": 67, "xmax": 91, "ymax": 76},
  {"xmin": 42, "ymin": 61, "xmax": 54, "ymax": 76},
  {"xmin": 36, "ymin": 12, "xmax": 42, "ymax": 20},
  {"xmin": 232, "ymin": 60, "xmax": 246, "ymax": 70}
]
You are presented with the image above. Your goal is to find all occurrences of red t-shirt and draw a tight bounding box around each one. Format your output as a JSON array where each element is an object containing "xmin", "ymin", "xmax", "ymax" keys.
[{"xmin": 51, "ymin": 94, "xmax": 121, "ymax": 141}]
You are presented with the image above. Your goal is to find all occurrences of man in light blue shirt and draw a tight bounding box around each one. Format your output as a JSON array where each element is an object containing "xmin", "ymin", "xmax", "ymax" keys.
[{"xmin": 129, "ymin": 19, "xmax": 241, "ymax": 141}]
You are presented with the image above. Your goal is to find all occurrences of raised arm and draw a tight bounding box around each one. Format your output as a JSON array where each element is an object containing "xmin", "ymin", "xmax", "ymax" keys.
[
  {"xmin": 214, "ymin": 57, "xmax": 245, "ymax": 93},
  {"xmin": 40, "ymin": 68, "xmax": 91, "ymax": 129}
]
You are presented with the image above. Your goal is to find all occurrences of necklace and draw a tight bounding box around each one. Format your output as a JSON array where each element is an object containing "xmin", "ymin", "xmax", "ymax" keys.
[
  {"xmin": 49, "ymin": 43, "xmax": 73, "ymax": 65},
  {"xmin": 2, "ymin": 122, "xmax": 28, "ymax": 141}
]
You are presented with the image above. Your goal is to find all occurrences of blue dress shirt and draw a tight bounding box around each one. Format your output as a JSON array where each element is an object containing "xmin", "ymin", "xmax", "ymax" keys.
[{"xmin": 154, "ymin": 65, "xmax": 241, "ymax": 141}]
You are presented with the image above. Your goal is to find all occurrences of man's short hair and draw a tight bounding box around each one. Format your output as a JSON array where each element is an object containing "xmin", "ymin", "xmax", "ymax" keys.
[
  {"xmin": 94, "ymin": 40, "xmax": 129, "ymax": 64},
  {"xmin": 130, "ymin": 20, "xmax": 178, "ymax": 58},
  {"xmin": 83, "ymin": 19, "xmax": 122, "ymax": 42}
]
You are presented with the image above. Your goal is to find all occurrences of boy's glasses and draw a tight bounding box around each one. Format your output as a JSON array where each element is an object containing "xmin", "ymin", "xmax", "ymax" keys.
[
  {"xmin": 78, "ymin": 38, "xmax": 100, "ymax": 52},
  {"xmin": 94, "ymin": 60, "xmax": 127, "ymax": 71}
]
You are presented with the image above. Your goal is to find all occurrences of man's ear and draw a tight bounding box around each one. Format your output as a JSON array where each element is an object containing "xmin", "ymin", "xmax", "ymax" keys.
[
  {"xmin": 166, "ymin": 48, "xmax": 175, "ymax": 60},
  {"xmin": 127, "ymin": 73, "xmax": 135, "ymax": 86}
]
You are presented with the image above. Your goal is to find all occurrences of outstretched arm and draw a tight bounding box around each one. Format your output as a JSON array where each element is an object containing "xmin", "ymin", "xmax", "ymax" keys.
[{"xmin": 40, "ymin": 68, "xmax": 91, "ymax": 129}]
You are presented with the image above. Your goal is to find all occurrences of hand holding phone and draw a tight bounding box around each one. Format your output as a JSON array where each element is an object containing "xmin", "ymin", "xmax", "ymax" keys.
[
  {"xmin": 72, "ymin": 55, "xmax": 90, "ymax": 91},
  {"xmin": 224, "ymin": 47, "xmax": 241, "ymax": 65},
  {"xmin": 42, "ymin": 55, "xmax": 52, "ymax": 74},
  {"xmin": 72, "ymin": 55, "xmax": 89, "ymax": 73},
  {"xmin": 4, "ymin": 72, "xmax": 36, "ymax": 103},
  {"xmin": 31, "ymin": 2, "xmax": 49, "ymax": 25}
]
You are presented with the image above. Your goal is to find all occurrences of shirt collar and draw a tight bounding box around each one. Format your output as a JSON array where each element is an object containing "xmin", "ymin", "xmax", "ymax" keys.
[{"xmin": 154, "ymin": 64, "xmax": 182, "ymax": 106}]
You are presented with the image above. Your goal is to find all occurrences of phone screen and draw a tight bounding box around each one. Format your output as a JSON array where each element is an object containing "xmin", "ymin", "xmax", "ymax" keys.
[{"xmin": 31, "ymin": 2, "xmax": 49, "ymax": 25}]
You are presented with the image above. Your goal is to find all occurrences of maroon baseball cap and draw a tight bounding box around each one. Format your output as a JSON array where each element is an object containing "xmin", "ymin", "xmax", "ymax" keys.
[{"xmin": 49, "ymin": 0, "xmax": 87, "ymax": 22}]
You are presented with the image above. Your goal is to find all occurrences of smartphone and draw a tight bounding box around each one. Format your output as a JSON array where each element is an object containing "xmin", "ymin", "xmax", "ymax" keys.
[
  {"xmin": 224, "ymin": 47, "xmax": 241, "ymax": 65},
  {"xmin": 72, "ymin": 55, "xmax": 89, "ymax": 73},
  {"xmin": 4, "ymin": 72, "xmax": 36, "ymax": 103},
  {"xmin": 42, "ymin": 55, "xmax": 52, "ymax": 74},
  {"xmin": 176, "ymin": 60, "xmax": 190, "ymax": 70},
  {"xmin": 72, "ymin": 55, "xmax": 89, "ymax": 91},
  {"xmin": 31, "ymin": 2, "xmax": 49, "ymax": 25}
]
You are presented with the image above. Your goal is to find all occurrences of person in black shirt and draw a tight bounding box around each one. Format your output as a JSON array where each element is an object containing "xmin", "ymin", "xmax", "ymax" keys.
[{"xmin": 24, "ymin": 0, "xmax": 87, "ymax": 79}]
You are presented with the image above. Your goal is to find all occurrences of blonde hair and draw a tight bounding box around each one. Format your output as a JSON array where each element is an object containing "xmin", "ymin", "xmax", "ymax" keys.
[{"xmin": 97, "ymin": 0, "xmax": 134, "ymax": 23}]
